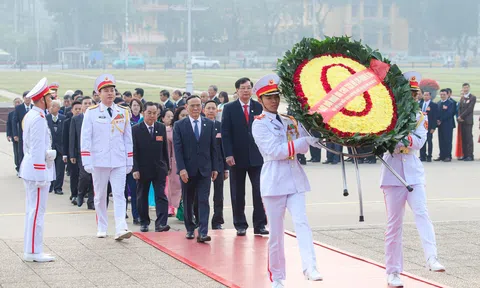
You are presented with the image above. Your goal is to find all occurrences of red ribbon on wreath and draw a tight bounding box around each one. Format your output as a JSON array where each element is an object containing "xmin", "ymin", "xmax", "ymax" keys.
[{"xmin": 308, "ymin": 59, "xmax": 390, "ymax": 123}]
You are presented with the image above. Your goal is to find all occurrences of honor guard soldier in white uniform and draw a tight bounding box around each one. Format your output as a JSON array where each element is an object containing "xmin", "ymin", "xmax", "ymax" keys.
[
  {"xmin": 20, "ymin": 78, "xmax": 57, "ymax": 262},
  {"xmin": 252, "ymin": 74, "xmax": 322, "ymax": 288},
  {"xmin": 380, "ymin": 71, "xmax": 445, "ymax": 287},
  {"xmin": 81, "ymin": 74, "xmax": 134, "ymax": 240}
]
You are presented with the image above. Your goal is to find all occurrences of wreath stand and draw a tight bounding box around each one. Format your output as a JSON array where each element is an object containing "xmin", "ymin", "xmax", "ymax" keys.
[{"xmin": 305, "ymin": 128, "xmax": 414, "ymax": 223}]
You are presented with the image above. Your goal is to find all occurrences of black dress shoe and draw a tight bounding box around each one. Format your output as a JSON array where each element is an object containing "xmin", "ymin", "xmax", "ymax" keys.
[
  {"xmin": 197, "ymin": 234, "xmax": 211, "ymax": 243},
  {"xmin": 236, "ymin": 229, "xmax": 247, "ymax": 236},
  {"xmin": 186, "ymin": 231, "xmax": 195, "ymax": 239},
  {"xmin": 212, "ymin": 225, "xmax": 223, "ymax": 230},
  {"xmin": 155, "ymin": 225, "xmax": 170, "ymax": 232},
  {"xmin": 71, "ymin": 197, "xmax": 78, "ymax": 205},
  {"xmin": 55, "ymin": 190, "xmax": 64, "ymax": 195},
  {"xmin": 140, "ymin": 225, "xmax": 149, "ymax": 232},
  {"xmin": 133, "ymin": 219, "xmax": 140, "ymax": 225},
  {"xmin": 463, "ymin": 157, "xmax": 474, "ymax": 161},
  {"xmin": 443, "ymin": 158, "xmax": 452, "ymax": 162},
  {"xmin": 322, "ymin": 160, "xmax": 332, "ymax": 164},
  {"xmin": 254, "ymin": 228, "xmax": 269, "ymax": 235},
  {"xmin": 458, "ymin": 157, "xmax": 465, "ymax": 160},
  {"xmin": 87, "ymin": 205, "xmax": 95, "ymax": 210},
  {"xmin": 433, "ymin": 157, "xmax": 443, "ymax": 161},
  {"xmin": 77, "ymin": 196, "xmax": 84, "ymax": 207},
  {"xmin": 426, "ymin": 158, "xmax": 432, "ymax": 162}
]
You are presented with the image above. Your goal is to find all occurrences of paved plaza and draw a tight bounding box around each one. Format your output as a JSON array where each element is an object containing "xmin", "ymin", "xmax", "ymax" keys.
[{"xmin": 0, "ymin": 119, "xmax": 479, "ymax": 287}]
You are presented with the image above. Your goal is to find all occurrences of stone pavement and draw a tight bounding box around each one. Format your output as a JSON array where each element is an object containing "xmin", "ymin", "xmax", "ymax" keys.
[
  {"xmin": 312, "ymin": 221, "xmax": 480, "ymax": 288},
  {"xmin": 0, "ymin": 236, "xmax": 226, "ymax": 288}
]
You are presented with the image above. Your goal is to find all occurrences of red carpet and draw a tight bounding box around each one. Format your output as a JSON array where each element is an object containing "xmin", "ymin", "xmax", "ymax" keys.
[{"xmin": 135, "ymin": 230, "xmax": 446, "ymax": 288}]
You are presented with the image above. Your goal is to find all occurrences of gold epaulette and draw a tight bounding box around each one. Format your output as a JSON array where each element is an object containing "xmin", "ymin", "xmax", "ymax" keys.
[
  {"xmin": 415, "ymin": 113, "xmax": 425, "ymax": 129},
  {"xmin": 280, "ymin": 114, "xmax": 298, "ymax": 126},
  {"xmin": 88, "ymin": 104, "xmax": 99, "ymax": 110}
]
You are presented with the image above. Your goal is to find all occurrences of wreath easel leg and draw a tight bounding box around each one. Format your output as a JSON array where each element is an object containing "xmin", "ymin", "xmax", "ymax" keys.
[{"xmin": 351, "ymin": 147, "xmax": 365, "ymax": 222}]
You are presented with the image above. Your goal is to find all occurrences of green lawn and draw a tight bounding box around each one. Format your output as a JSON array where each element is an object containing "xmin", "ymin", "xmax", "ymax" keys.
[{"xmin": 0, "ymin": 67, "xmax": 479, "ymax": 102}]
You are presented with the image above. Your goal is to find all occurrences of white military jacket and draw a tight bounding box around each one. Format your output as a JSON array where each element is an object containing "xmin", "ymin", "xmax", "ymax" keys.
[
  {"xmin": 252, "ymin": 111, "xmax": 311, "ymax": 197},
  {"xmin": 19, "ymin": 106, "xmax": 55, "ymax": 182},
  {"xmin": 380, "ymin": 113, "xmax": 427, "ymax": 187},
  {"xmin": 80, "ymin": 102, "xmax": 133, "ymax": 168}
]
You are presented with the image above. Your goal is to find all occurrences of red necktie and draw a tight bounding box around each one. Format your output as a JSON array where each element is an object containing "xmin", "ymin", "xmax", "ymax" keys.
[{"xmin": 243, "ymin": 105, "xmax": 249, "ymax": 124}]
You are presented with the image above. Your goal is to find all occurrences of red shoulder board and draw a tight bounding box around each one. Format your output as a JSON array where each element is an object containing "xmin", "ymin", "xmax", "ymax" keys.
[
  {"xmin": 40, "ymin": 114, "xmax": 45, "ymax": 118},
  {"xmin": 254, "ymin": 114, "xmax": 266, "ymax": 120}
]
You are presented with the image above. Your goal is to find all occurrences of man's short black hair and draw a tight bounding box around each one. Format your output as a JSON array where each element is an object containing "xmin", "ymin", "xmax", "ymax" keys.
[
  {"xmin": 135, "ymin": 88, "xmax": 144, "ymax": 97},
  {"xmin": 123, "ymin": 91, "xmax": 132, "ymax": 97},
  {"xmin": 440, "ymin": 89, "xmax": 447, "ymax": 93},
  {"xmin": 186, "ymin": 95, "xmax": 201, "ymax": 104},
  {"xmin": 462, "ymin": 83, "xmax": 470, "ymax": 87},
  {"xmin": 23, "ymin": 91, "xmax": 29, "ymax": 98},
  {"xmin": 204, "ymin": 100, "xmax": 218, "ymax": 107},
  {"xmin": 81, "ymin": 96, "xmax": 92, "ymax": 103},
  {"xmin": 144, "ymin": 101, "xmax": 159, "ymax": 110},
  {"xmin": 235, "ymin": 77, "xmax": 253, "ymax": 89},
  {"xmin": 114, "ymin": 97, "xmax": 124, "ymax": 104},
  {"xmin": 71, "ymin": 100, "xmax": 82, "ymax": 107},
  {"xmin": 63, "ymin": 95, "xmax": 72, "ymax": 100},
  {"xmin": 160, "ymin": 89, "xmax": 170, "ymax": 98},
  {"xmin": 446, "ymin": 88, "xmax": 452, "ymax": 94},
  {"xmin": 74, "ymin": 90, "xmax": 83, "ymax": 96}
]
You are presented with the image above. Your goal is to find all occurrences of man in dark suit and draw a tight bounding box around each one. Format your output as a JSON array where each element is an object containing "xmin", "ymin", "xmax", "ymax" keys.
[
  {"xmin": 419, "ymin": 91, "xmax": 438, "ymax": 162},
  {"xmin": 59, "ymin": 95, "xmax": 72, "ymax": 115},
  {"xmin": 435, "ymin": 89, "xmax": 456, "ymax": 162},
  {"xmin": 208, "ymin": 85, "xmax": 221, "ymax": 105},
  {"xmin": 445, "ymin": 88, "xmax": 458, "ymax": 120},
  {"xmin": 160, "ymin": 90, "xmax": 175, "ymax": 110},
  {"xmin": 46, "ymin": 100, "xmax": 66, "ymax": 194},
  {"xmin": 221, "ymin": 77, "xmax": 268, "ymax": 236},
  {"xmin": 174, "ymin": 95, "xmax": 218, "ymax": 242},
  {"xmin": 12, "ymin": 91, "xmax": 33, "ymax": 167},
  {"xmin": 134, "ymin": 88, "xmax": 146, "ymax": 105},
  {"xmin": 70, "ymin": 97, "xmax": 95, "ymax": 209},
  {"xmin": 457, "ymin": 83, "xmax": 477, "ymax": 161},
  {"xmin": 204, "ymin": 100, "xmax": 229, "ymax": 229},
  {"xmin": 63, "ymin": 101, "xmax": 82, "ymax": 204},
  {"xmin": 7, "ymin": 98, "xmax": 23, "ymax": 173},
  {"xmin": 132, "ymin": 102, "xmax": 170, "ymax": 233},
  {"xmin": 171, "ymin": 90, "xmax": 186, "ymax": 110}
]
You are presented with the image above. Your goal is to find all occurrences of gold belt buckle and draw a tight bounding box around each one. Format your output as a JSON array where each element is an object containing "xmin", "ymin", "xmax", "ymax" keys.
[{"xmin": 399, "ymin": 147, "xmax": 410, "ymax": 154}]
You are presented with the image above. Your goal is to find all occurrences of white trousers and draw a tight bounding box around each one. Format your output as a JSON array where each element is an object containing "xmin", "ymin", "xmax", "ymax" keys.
[
  {"xmin": 383, "ymin": 184, "xmax": 438, "ymax": 274},
  {"xmin": 92, "ymin": 167, "xmax": 128, "ymax": 234},
  {"xmin": 24, "ymin": 180, "xmax": 49, "ymax": 254},
  {"xmin": 263, "ymin": 193, "xmax": 317, "ymax": 281}
]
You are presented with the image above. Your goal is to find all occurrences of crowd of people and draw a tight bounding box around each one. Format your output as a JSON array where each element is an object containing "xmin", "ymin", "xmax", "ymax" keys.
[{"xmin": 6, "ymin": 70, "xmax": 478, "ymax": 287}]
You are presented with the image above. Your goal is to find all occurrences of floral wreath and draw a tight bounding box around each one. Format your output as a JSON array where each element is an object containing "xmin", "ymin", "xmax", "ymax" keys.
[{"xmin": 277, "ymin": 37, "xmax": 419, "ymax": 155}]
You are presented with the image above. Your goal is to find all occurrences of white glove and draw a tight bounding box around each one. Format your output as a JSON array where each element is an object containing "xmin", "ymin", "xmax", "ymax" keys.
[
  {"xmin": 84, "ymin": 165, "xmax": 94, "ymax": 174},
  {"xmin": 126, "ymin": 165, "xmax": 133, "ymax": 174},
  {"xmin": 35, "ymin": 181, "xmax": 50, "ymax": 188},
  {"xmin": 305, "ymin": 136, "xmax": 320, "ymax": 146},
  {"xmin": 46, "ymin": 150, "xmax": 57, "ymax": 169}
]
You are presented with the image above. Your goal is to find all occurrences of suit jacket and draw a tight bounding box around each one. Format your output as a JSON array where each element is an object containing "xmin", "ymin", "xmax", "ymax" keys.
[
  {"xmin": 212, "ymin": 96, "xmax": 221, "ymax": 105},
  {"xmin": 419, "ymin": 100, "xmax": 438, "ymax": 130},
  {"xmin": 458, "ymin": 94, "xmax": 477, "ymax": 125},
  {"xmin": 46, "ymin": 114, "xmax": 66, "ymax": 154},
  {"xmin": 437, "ymin": 99, "xmax": 455, "ymax": 130},
  {"xmin": 59, "ymin": 106, "xmax": 71, "ymax": 115},
  {"xmin": 173, "ymin": 99, "xmax": 186, "ymax": 110},
  {"xmin": 6, "ymin": 110, "xmax": 14, "ymax": 138},
  {"xmin": 221, "ymin": 99, "xmax": 263, "ymax": 168},
  {"xmin": 164, "ymin": 99, "xmax": 175, "ymax": 110},
  {"xmin": 132, "ymin": 121, "xmax": 170, "ymax": 179},
  {"xmin": 62, "ymin": 117, "xmax": 71, "ymax": 157},
  {"xmin": 213, "ymin": 120, "xmax": 228, "ymax": 172},
  {"xmin": 69, "ymin": 114, "xmax": 84, "ymax": 160},
  {"xmin": 173, "ymin": 117, "xmax": 218, "ymax": 177},
  {"xmin": 12, "ymin": 103, "xmax": 32, "ymax": 139}
]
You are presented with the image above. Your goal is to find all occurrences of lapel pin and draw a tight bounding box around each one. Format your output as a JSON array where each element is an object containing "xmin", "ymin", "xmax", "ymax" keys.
[{"xmin": 204, "ymin": 124, "xmax": 206, "ymax": 126}]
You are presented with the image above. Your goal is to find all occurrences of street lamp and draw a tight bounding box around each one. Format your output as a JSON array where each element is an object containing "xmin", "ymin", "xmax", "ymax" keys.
[
  {"xmin": 125, "ymin": 0, "xmax": 129, "ymax": 68},
  {"xmin": 171, "ymin": 0, "xmax": 208, "ymax": 93}
]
